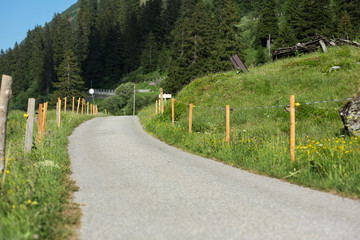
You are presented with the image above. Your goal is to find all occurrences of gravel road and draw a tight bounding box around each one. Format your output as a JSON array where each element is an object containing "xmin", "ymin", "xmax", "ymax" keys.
[{"xmin": 69, "ymin": 116, "xmax": 360, "ymax": 240}]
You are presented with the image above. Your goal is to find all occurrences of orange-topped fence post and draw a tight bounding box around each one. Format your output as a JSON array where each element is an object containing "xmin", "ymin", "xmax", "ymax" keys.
[
  {"xmin": 38, "ymin": 104, "xmax": 43, "ymax": 143},
  {"xmin": 58, "ymin": 98, "xmax": 61, "ymax": 128},
  {"xmin": 42, "ymin": 102, "xmax": 47, "ymax": 136},
  {"xmin": 189, "ymin": 103, "xmax": 193, "ymax": 133},
  {"xmin": 172, "ymin": 98, "xmax": 175, "ymax": 126},
  {"xmin": 81, "ymin": 99, "xmax": 84, "ymax": 115},
  {"xmin": 64, "ymin": 97, "xmax": 67, "ymax": 113},
  {"xmin": 72, "ymin": 96, "xmax": 75, "ymax": 113},
  {"xmin": 290, "ymin": 95, "xmax": 296, "ymax": 162},
  {"xmin": 226, "ymin": 105, "xmax": 230, "ymax": 145},
  {"xmin": 77, "ymin": 97, "xmax": 80, "ymax": 114},
  {"xmin": 160, "ymin": 88, "xmax": 164, "ymax": 113}
]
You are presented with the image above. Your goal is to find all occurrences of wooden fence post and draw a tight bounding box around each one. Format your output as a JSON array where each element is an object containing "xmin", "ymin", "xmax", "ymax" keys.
[
  {"xmin": 42, "ymin": 102, "xmax": 47, "ymax": 135},
  {"xmin": 0, "ymin": 75, "xmax": 12, "ymax": 170},
  {"xmin": 72, "ymin": 96, "xmax": 75, "ymax": 113},
  {"xmin": 226, "ymin": 105, "xmax": 230, "ymax": 145},
  {"xmin": 81, "ymin": 99, "xmax": 84, "ymax": 115},
  {"xmin": 160, "ymin": 88, "xmax": 164, "ymax": 113},
  {"xmin": 38, "ymin": 104, "xmax": 43, "ymax": 143},
  {"xmin": 189, "ymin": 103, "xmax": 193, "ymax": 133},
  {"xmin": 155, "ymin": 100, "xmax": 158, "ymax": 114},
  {"xmin": 77, "ymin": 97, "xmax": 80, "ymax": 114},
  {"xmin": 24, "ymin": 98, "xmax": 35, "ymax": 153},
  {"xmin": 64, "ymin": 97, "xmax": 67, "ymax": 113},
  {"xmin": 105, "ymin": 109, "xmax": 107, "ymax": 115},
  {"xmin": 172, "ymin": 98, "xmax": 175, "ymax": 126},
  {"xmin": 86, "ymin": 102, "xmax": 89, "ymax": 115},
  {"xmin": 58, "ymin": 98, "xmax": 61, "ymax": 128},
  {"xmin": 290, "ymin": 95, "xmax": 296, "ymax": 162}
]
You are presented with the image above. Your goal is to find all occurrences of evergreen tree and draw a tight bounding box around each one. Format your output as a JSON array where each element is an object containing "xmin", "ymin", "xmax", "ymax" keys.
[
  {"xmin": 334, "ymin": 0, "xmax": 360, "ymax": 37},
  {"xmin": 299, "ymin": 0, "xmax": 330, "ymax": 41},
  {"xmin": 53, "ymin": 49, "xmax": 85, "ymax": 100},
  {"xmin": 165, "ymin": 1, "xmax": 215, "ymax": 93},
  {"xmin": 337, "ymin": 11, "xmax": 354, "ymax": 39},
  {"xmin": 75, "ymin": 0, "xmax": 98, "ymax": 62},
  {"xmin": 276, "ymin": 22, "xmax": 297, "ymax": 47},
  {"xmin": 255, "ymin": 46, "xmax": 266, "ymax": 65},
  {"xmin": 162, "ymin": 0, "xmax": 181, "ymax": 45},
  {"xmin": 122, "ymin": 10, "xmax": 141, "ymax": 73},
  {"xmin": 256, "ymin": 0, "xmax": 279, "ymax": 47},
  {"xmin": 214, "ymin": 0, "xmax": 244, "ymax": 72},
  {"xmin": 284, "ymin": 0, "xmax": 302, "ymax": 41},
  {"xmin": 141, "ymin": 32, "xmax": 159, "ymax": 73}
]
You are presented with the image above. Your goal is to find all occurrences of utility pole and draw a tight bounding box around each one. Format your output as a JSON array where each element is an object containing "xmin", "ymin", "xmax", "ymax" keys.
[{"xmin": 133, "ymin": 84, "xmax": 136, "ymax": 116}]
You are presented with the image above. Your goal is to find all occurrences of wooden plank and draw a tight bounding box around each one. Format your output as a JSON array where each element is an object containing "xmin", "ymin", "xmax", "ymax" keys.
[
  {"xmin": 24, "ymin": 98, "xmax": 35, "ymax": 153},
  {"xmin": 230, "ymin": 54, "xmax": 248, "ymax": 73}
]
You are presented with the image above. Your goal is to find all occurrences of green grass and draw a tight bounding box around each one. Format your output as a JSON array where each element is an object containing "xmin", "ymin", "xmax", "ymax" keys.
[
  {"xmin": 0, "ymin": 110, "xmax": 94, "ymax": 239},
  {"xmin": 139, "ymin": 46, "xmax": 360, "ymax": 199}
]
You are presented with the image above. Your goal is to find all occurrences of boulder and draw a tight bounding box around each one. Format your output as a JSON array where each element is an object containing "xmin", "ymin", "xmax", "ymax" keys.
[{"xmin": 339, "ymin": 98, "xmax": 360, "ymax": 136}]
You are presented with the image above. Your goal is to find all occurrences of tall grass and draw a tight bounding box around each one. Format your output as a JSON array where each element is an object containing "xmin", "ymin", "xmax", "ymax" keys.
[
  {"xmin": 0, "ymin": 110, "xmax": 94, "ymax": 239},
  {"xmin": 139, "ymin": 46, "xmax": 360, "ymax": 198}
]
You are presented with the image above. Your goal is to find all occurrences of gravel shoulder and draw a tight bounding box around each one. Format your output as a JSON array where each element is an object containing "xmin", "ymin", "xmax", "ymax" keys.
[{"xmin": 69, "ymin": 116, "xmax": 360, "ymax": 240}]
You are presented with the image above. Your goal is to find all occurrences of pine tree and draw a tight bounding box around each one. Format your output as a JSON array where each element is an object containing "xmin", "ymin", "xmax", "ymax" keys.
[
  {"xmin": 165, "ymin": 1, "xmax": 215, "ymax": 93},
  {"xmin": 75, "ymin": 0, "xmax": 98, "ymax": 62},
  {"xmin": 276, "ymin": 22, "xmax": 297, "ymax": 47},
  {"xmin": 256, "ymin": 0, "xmax": 279, "ymax": 47},
  {"xmin": 162, "ymin": 0, "xmax": 181, "ymax": 45},
  {"xmin": 334, "ymin": 0, "xmax": 360, "ymax": 38},
  {"xmin": 284, "ymin": 0, "xmax": 302, "ymax": 41},
  {"xmin": 214, "ymin": 0, "xmax": 244, "ymax": 72},
  {"xmin": 53, "ymin": 49, "xmax": 85, "ymax": 100},
  {"xmin": 338, "ymin": 11, "xmax": 354, "ymax": 39},
  {"xmin": 299, "ymin": 0, "xmax": 330, "ymax": 41},
  {"xmin": 141, "ymin": 32, "xmax": 159, "ymax": 73}
]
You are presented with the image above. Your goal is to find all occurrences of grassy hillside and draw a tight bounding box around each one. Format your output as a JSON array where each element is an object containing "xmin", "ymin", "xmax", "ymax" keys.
[
  {"xmin": 139, "ymin": 46, "xmax": 360, "ymax": 198},
  {"xmin": 0, "ymin": 110, "xmax": 94, "ymax": 239}
]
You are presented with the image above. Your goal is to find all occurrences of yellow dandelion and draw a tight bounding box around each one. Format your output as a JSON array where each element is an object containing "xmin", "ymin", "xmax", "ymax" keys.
[
  {"xmin": 23, "ymin": 114, "xmax": 29, "ymax": 118},
  {"xmin": 32, "ymin": 201, "xmax": 38, "ymax": 205},
  {"xmin": 12, "ymin": 205, "xmax": 15, "ymax": 209},
  {"xmin": 27, "ymin": 200, "xmax": 31, "ymax": 204}
]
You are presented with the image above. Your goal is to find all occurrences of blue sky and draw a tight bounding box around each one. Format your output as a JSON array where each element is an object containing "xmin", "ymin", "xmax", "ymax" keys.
[{"xmin": 0, "ymin": 0, "xmax": 78, "ymax": 51}]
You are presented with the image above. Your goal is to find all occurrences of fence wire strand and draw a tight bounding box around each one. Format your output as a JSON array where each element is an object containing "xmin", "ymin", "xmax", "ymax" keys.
[{"xmin": 166, "ymin": 87, "xmax": 360, "ymax": 111}]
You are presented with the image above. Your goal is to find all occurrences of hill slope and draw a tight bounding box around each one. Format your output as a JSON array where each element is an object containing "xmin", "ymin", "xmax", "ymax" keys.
[{"xmin": 140, "ymin": 46, "xmax": 360, "ymax": 198}]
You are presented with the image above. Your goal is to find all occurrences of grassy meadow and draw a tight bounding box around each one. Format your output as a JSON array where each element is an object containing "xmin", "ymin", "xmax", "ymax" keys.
[
  {"xmin": 0, "ymin": 109, "xmax": 94, "ymax": 239},
  {"xmin": 139, "ymin": 46, "xmax": 360, "ymax": 198}
]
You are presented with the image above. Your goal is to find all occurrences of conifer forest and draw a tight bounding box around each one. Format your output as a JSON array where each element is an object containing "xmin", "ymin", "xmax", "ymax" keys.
[{"xmin": 0, "ymin": 0, "xmax": 359, "ymax": 110}]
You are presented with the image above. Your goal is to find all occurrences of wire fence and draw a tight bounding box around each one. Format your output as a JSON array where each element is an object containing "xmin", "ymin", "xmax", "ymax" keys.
[{"xmin": 155, "ymin": 88, "xmax": 360, "ymax": 163}]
